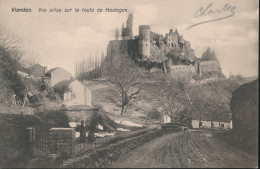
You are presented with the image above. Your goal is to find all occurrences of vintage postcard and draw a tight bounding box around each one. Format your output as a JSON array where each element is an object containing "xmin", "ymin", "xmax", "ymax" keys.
[{"xmin": 0, "ymin": 0, "xmax": 258, "ymax": 168}]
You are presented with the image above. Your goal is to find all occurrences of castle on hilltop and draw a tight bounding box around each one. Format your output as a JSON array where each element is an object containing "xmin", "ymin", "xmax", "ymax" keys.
[{"xmin": 107, "ymin": 13, "xmax": 224, "ymax": 79}]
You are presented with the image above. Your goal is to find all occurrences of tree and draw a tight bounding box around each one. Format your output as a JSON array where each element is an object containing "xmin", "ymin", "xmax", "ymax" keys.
[
  {"xmin": 115, "ymin": 27, "xmax": 120, "ymax": 40},
  {"xmin": 104, "ymin": 55, "xmax": 147, "ymax": 115},
  {"xmin": 188, "ymin": 80, "xmax": 233, "ymax": 128},
  {"xmin": 121, "ymin": 23, "xmax": 126, "ymax": 37},
  {"xmin": 0, "ymin": 47, "xmax": 26, "ymax": 102},
  {"xmin": 38, "ymin": 76, "xmax": 50, "ymax": 92},
  {"xmin": 201, "ymin": 47, "xmax": 217, "ymax": 61},
  {"xmin": 0, "ymin": 24, "xmax": 27, "ymax": 103},
  {"xmin": 0, "ymin": 25, "xmax": 22, "ymax": 61},
  {"xmin": 0, "ymin": 25, "xmax": 19, "ymax": 49},
  {"xmin": 145, "ymin": 72, "xmax": 192, "ymax": 123}
]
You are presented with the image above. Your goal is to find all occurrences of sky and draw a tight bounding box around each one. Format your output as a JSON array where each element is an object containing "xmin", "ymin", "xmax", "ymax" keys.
[{"xmin": 0, "ymin": 0, "xmax": 258, "ymax": 77}]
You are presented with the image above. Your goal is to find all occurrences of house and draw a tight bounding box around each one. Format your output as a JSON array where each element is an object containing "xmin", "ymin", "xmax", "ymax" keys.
[
  {"xmin": 63, "ymin": 80, "xmax": 92, "ymax": 107},
  {"xmin": 30, "ymin": 64, "xmax": 47, "ymax": 77},
  {"xmin": 163, "ymin": 115, "xmax": 171, "ymax": 123},
  {"xmin": 192, "ymin": 113, "xmax": 232, "ymax": 129},
  {"xmin": 45, "ymin": 67, "xmax": 72, "ymax": 86},
  {"xmin": 163, "ymin": 112, "xmax": 232, "ymax": 129}
]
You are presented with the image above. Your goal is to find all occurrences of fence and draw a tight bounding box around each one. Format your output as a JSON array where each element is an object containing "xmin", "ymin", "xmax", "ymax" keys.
[
  {"xmin": 34, "ymin": 128, "xmax": 50, "ymax": 157},
  {"xmin": 75, "ymin": 135, "xmax": 113, "ymax": 155}
]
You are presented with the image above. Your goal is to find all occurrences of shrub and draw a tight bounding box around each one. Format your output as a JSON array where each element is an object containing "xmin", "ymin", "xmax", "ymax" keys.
[
  {"xmin": 34, "ymin": 110, "xmax": 70, "ymax": 128},
  {"xmin": 147, "ymin": 108, "xmax": 162, "ymax": 120},
  {"xmin": 27, "ymin": 94, "xmax": 44, "ymax": 108},
  {"xmin": 53, "ymin": 80, "xmax": 72, "ymax": 99}
]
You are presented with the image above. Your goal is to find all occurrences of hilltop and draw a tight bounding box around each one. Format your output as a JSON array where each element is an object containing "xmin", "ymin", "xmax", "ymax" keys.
[{"xmin": 104, "ymin": 13, "xmax": 225, "ymax": 81}]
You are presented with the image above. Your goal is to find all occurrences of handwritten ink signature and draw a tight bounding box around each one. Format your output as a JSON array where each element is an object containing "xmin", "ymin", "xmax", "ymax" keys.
[{"xmin": 186, "ymin": 3, "xmax": 236, "ymax": 30}]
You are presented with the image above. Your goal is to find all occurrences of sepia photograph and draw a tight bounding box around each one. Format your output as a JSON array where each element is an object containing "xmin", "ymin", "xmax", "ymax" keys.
[{"xmin": 0, "ymin": 0, "xmax": 258, "ymax": 168}]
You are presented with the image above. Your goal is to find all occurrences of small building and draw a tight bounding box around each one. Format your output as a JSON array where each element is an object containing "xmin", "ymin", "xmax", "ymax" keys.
[
  {"xmin": 163, "ymin": 114, "xmax": 171, "ymax": 123},
  {"xmin": 30, "ymin": 64, "xmax": 47, "ymax": 77},
  {"xmin": 63, "ymin": 80, "xmax": 92, "ymax": 107},
  {"xmin": 192, "ymin": 114, "xmax": 232, "ymax": 129},
  {"xmin": 45, "ymin": 67, "xmax": 72, "ymax": 87}
]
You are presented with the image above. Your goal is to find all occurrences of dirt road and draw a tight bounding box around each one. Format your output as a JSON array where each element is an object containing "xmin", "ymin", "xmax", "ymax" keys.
[{"xmin": 112, "ymin": 130, "xmax": 258, "ymax": 168}]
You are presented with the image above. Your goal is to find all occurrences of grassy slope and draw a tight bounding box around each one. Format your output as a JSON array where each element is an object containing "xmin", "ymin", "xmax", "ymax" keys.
[
  {"xmin": 83, "ymin": 77, "xmax": 252, "ymax": 126},
  {"xmin": 83, "ymin": 79, "xmax": 161, "ymax": 127}
]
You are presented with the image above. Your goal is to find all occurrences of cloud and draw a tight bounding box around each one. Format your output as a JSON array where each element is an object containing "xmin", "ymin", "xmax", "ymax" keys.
[
  {"xmin": 20, "ymin": 25, "xmax": 112, "ymax": 76},
  {"xmin": 236, "ymin": 8, "xmax": 259, "ymax": 20},
  {"xmin": 132, "ymin": 4, "xmax": 159, "ymax": 35}
]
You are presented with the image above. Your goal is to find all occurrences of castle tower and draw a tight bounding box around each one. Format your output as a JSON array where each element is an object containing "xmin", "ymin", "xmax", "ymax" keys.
[{"xmin": 138, "ymin": 25, "xmax": 150, "ymax": 59}]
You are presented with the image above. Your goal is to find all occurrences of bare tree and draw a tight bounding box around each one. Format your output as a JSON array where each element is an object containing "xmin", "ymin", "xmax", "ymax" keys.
[
  {"xmin": 104, "ymin": 55, "xmax": 147, "ymax": 115},
  {"xmin": 19, "ymin": 53, "xmax": 38, "ymax": 70},
  {"xmin": 0, "ymin": 25, "xmax": 21, "ymax": 56},
  {"xmin": 188, "ymin": 80, "xmax": 232, "ymax": 128},
  {"xmin": 145, "ymin": 72, "xmax": 192, "ymax": 122}
]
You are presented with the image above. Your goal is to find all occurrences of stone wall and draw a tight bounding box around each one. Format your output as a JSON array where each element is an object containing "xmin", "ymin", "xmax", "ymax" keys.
[
  {"xmin": 107, "ymin": 39, "xmax": 139, "ymax": 64},
  {"xmin": 149, "ymin": 42, "xmax": 167, "ymax": 62},
  {"xmin": 170, "ymin": 64, "xmax": 196, "ymax": 78},
  {"xmin": 199, "ymin": 60, "xmax": 221, "ymax": 74},
  {"xmin": 49, "ymin": 128, "xmax": 76, "ymax": 157}
]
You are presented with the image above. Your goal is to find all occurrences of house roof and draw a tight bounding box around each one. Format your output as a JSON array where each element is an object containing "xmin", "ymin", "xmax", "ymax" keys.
[
  {"xmin": 45, "ymin": 67, "xmax": 71, "ymax": 76},
  {"xmin": 32, "ymin": 63, "xmax": 44, "ymax": 68},
  {"xmin": 192, "ymin": 112, "xmax": 232, "ymax": 123},
  {"xmin": 70, "ymin": 79, "xmax": 88, "ymax": 88},
  {"xmin": 54, "ymin": 79, "xmax": 90, "ymax": 92},
  {"xmin": 45, "ymin": 67, "xmax": 60, "ymax": 74}
]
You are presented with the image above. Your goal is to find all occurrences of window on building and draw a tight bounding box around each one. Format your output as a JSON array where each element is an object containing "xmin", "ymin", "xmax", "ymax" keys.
[
  {"xmin": 221, "ymin": 124, "xmax": 224, "ymax": 128},
  {"xmin": 199, "ymin": 122, "xmax": 202, "ymax": 127},
  {"xmin": 72, "ymin": 93, "xmax": 76, "ymax": 99}
]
